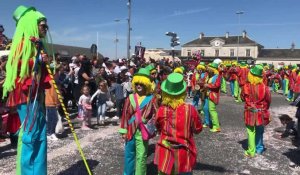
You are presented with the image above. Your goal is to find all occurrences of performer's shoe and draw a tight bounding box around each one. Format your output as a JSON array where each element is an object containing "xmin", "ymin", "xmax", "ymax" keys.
[
  {"xmin": 244, "ymin": 151, "xmax": 255, "ymax": 158},
  {"xmin": 203, "ymin": 124, "xmax": 208, "ymax": 128},
  {"xmin": 210, "ymin": 128, "xmax": 221, "ymax": 132}
]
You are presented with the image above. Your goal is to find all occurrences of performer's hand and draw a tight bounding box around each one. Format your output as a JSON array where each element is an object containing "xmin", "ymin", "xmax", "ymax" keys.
[
  {"xmin": 204, "ymin": 84, "xmax": 208, "ymax": 88},
  {"xmin": 121, "ymin": 134, "xmax": 127, "ymax": 143}
]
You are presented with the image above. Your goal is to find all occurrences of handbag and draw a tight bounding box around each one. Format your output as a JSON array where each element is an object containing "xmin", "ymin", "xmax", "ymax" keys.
[{"xmin": 133, "ymin": 94, "xmax": 156, "ymax": 141}]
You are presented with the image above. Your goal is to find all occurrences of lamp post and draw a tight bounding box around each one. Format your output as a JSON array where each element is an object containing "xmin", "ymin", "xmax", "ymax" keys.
[
  {"xmin": 236, "ymin": 11, "xmax": 244, "ymax": 62},
  {"xmin": 127, "ymin": 0, "xmax": 131, "ymax": 60},
  {"xmin": 166, "ymin": 32, "xmax": 180, "ymax": 63},
  {"xmin": 114, "ymin": 19, "xmax": 120, "ymax": 60}
]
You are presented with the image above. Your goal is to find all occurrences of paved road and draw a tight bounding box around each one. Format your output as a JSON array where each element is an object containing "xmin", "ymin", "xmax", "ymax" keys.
[{"xmin": 1, "ymin": 91, "xmax": 300, "ymax": 175}]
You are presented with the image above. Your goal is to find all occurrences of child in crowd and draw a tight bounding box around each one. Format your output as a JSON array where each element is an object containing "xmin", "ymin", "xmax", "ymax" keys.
[
  {"xmin": 279, "ymin": 114, "xmax": 298, "ymax": 139},
  {"xmin": 91, "ymin": 80, "xmax": 111, "ymax": 125},
  {"xmin": 78, "ymin": 85, "xmax": 93, "ymax": 130}
]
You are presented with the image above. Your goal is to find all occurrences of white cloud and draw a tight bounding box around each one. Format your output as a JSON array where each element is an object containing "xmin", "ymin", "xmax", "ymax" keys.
[
  {"xmin": 228, "ymin": 22, "xmax": 300, "ymax": 26},
  {"xmin": 89, "ymin": 20, "xmax": 127, "ymax": 28},
  {"xmin": 169, "ymin": 8, "xmax": 210, "ymax": 17}
]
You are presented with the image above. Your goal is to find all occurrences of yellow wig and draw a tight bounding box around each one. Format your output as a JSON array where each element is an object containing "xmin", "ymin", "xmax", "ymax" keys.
[
  {"xmin": 132, "ymin": 75, "xmax": 153, "ymax": 95},
  {"xmin": 248, "ymin": 72, "xmax": 263, "ymax": 85},
  {"xmin": 196, "ymin": 64, "xmax": 205, "ymax": 70},
  {"xmin": 161, "ymin": 91, "xmax": 186, "ymax": 109},
  {"xmin": 208, "ymin": 67, "xmax": 219, "ymax": 75},
  {"xmin": 232, "ymin": 61, "xmax": 237, "ymax": 66},
  {"xmin": 173, "ymin": 67, "xmax": 183, "ymax": 74}
]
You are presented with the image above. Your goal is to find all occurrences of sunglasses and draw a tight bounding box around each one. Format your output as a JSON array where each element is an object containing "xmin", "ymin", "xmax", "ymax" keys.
[{"xmin": 39, "ymin": 24, "xmax": 48, "ymax": 30}]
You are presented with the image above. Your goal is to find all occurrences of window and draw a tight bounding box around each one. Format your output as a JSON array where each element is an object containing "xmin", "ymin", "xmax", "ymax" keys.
[
  {"xmin": 230, "ymin": 49, "xmax": 234, "ymax": 57},
  {"xmin": 246, "ymin": 49, "xmax": 251, "ymax": 57},
  {"xmin": 201, "ymin": 50, "xmax": 205, "ymax": 56},
  {"xmin": 215, "ymin": 49, "xmax": 219, "ymax": 57},
  {"xmin": 187, "ymin": 50, "xmax": 191, "ymax": 56}
]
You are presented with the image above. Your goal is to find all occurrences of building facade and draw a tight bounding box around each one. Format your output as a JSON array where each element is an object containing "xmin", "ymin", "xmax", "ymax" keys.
[{"xmin": 181, "ymin": 31, "xmax": 263, "ymax": 63}]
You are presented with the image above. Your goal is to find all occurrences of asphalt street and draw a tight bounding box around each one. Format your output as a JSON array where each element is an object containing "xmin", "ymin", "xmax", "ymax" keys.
[{"xmin": 0, "ymin": 90, "xmax": 300, "ymax": 175}]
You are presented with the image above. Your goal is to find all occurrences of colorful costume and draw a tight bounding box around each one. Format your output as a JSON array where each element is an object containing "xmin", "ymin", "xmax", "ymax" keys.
[
  {"xmin": 241, "ymin": 65, "xmax": 271, "ymax": 157},
  {"xmin": 3, "ymin": 6, "xmax": 51, "ymax": 175},
  {"xmin": 119, "ymin": 68, "xmax": 157, "ymax": 175},
  {"xmin": 155, "ymin": 73, "xmax": 202, "ymax": 175},
  {"xmin": 270, "ymin": 69, "xmax": 281, "ymax": 93},
  {"xmin": 205, "ymin": 63, "xmax": 221, "ymax": 132},
  {"xmin": 227, "ymin": 62, "xmax": 239, "ymax": 98},
  {"xmin": 236, "ymin": 62, "xmax": 249, "ymax": 102},
  {"xmin": 287, "ymin": 65, "xmax": 298, "ymax": 101}
]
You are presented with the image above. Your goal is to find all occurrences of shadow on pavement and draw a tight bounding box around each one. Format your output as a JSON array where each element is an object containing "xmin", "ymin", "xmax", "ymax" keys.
[
  {"xmin": 0, "ymin": 144, "xmax": 17, "ymax": 158},
  {"xmin": 238, "ymin": 139, "xmax": 248, "ymax": 150},
  {"xmin": 283, "ymin": 148, "xmax": 300, "ymax": 166},
  {"xmin": 194, "ymin": 162, "xmax": 233, "ymax": 173},
  {"xmin": 57, "ymin": 159, "xmax": 99, "ymax": 175}
]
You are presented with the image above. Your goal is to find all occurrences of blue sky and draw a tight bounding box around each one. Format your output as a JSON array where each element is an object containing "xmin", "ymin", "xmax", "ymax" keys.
[{"xmin": 1, "ymin": 0, "xmax": 300, "ymax": 59}]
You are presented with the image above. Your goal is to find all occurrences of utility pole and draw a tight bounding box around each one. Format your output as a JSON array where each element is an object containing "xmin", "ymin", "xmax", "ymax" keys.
[
  {"xmin": 236, "ymin": 11, "xmax": 244, "ymax": 62},
  {"xmin": 127, "ymin": 0, "xmax": 131, "ymax": 60}
]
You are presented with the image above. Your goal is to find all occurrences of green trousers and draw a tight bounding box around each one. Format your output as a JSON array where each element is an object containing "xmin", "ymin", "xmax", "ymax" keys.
[
  {"xmin": 124, "ymin": 129, "xmax": 148, "ymax": 175},
  {"xmin": 246, "ymin": 125, "xmax": 265, "ymax": 156},
  {"xmin": 234, "ymin": 81, "xmax": 241, "ymax": 101},
  {"xmin": 221, "ymin": 77, "xmax": 227, "ymax": 93},
  {"xmin": 209, "ymin": 99, "xmax": 220, "ymax": 129}
]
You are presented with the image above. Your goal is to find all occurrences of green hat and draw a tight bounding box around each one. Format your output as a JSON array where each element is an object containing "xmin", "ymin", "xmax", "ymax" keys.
[
  {"xmin": 240, "ymin": 62, "xmax": 247, "ymax": 67},
  {"xmin": 161, "ymin": 73, "xmax": 187, "ymax": 95},
  {"xmin": 250, "ymin": 65, "xmax": 263, "ymax": 77},
  {"xmin": 134, "ymin": 68, "xmax": 150, "ymax": 78},
  {"xmin": 145, "ymin": 64, "xmax": 155, "ymax": 72},
  {"xmin": 199, "ymin": 62, "xmax": 206, "ymax": 66},
  {"xmin": 209, "ymin": 62, "xmax": 219, "ymax": 69},
  {"xmin": 292, "ymin": 64, "xmax": 298, "ymax": 69},
  {"xmin": 180, "ymin": 66, "xmax": 185, "ymax": 72},
  {"xmin": 13, "ymin": 5, "xmax": 36, "ymax": 22}
]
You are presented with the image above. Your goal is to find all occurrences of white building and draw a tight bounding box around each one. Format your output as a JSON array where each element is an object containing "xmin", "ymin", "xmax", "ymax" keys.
[{"xmin": 181, "ymin": 31, "xmax": 263, "ymax": 64}]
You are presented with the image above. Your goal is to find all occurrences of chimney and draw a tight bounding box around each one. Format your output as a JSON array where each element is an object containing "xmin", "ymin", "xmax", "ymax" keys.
[
  {"xmin": 225, "ymin": 32, "xmax": 229, "ymax": 38},
  {"xmin": 242, "ymin": 30, "xmax": 247, "ymax": 38},
  {"xmin": 291, "ymin": 42, "xmax": 295, "ymax": 51},
  {"xmin": 199, "ymin": 32, "xmax": 204, "ymax": 39}
]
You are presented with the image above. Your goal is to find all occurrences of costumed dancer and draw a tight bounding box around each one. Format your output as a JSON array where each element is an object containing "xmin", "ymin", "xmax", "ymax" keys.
[
  {"xmin": 3, "ymin": 6, "xmax": 51, "ymax": 175},
  {"xmin": 197, "ymin": 62, "xmax": 210, "ymax": 127},
  {"xmin": 213, "ymin": 58, "xmax": 226, "ymax": 94},
  {"xmin": 154, "ymin": 72, "xmax": 203, "ymax": 175},
  {"xmin": 236, "ymin": 62, "xmax": 249, "ymax": 102},
  {"xmin": 287, "ymin": 64, "xmax": 298, "ymax": 102},
  {"xmin": 191, "ymin": 64, "xmax": 202, "ymax": 109},
  {"xmin": 241, "ymin": 65, "xmax": 271, "ymax": 157},
  {"xmin": 204, "ymin": 63, "xmax": 221, "ymax": 132},
  {"xmin": 119, "ymin": 68, "xmax": 157, "ymax": 175},
  {"xmin": 146, "ymin": 63, "xmax": 162, "ymax": 106},
  {"xmin": 281, "ymin": 66, "xmax": 290, "ymax": 96},
  {"xmin": 228, "ymin": 61, "xmax": 239, "ymax": 99},
  {"xmin": 270, "ymin": 69, "xmax": 282, "ymax": 93}
]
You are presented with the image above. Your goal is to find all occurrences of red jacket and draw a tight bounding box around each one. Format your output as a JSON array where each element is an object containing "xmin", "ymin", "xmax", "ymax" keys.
[
  {"xmin": 293, "ymin": 73, "xmax": 300, "ymax": 93},
  {"xmin": 238, "ymin": 67, "xmax": 249, "ymax": 86},
  {"xmin": 241, "ymin": 83, "xmax": 271, "ymax": 126},
  {"xmin": 289, "ymin": 70, "xmax": 297, "ymax": 90},
  {"xmin": 207, "ymin": 74, "xmax": 221, "ymax": 104},
  {"xmin": 228, "ymin": 66, "xmax": 238, "ymax": 81},
  {"xmin": 155, "ymin": 104, "xmax": 202, "ymax": 174}
]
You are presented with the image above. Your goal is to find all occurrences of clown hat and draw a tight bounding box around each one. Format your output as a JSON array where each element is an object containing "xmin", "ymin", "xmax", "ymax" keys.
[
  {"xmin": 161, "ymin": 73, "xmax": 187, "ymax": 96},
  {"xmin": 250, "ymin": 65, "xmax": 263, "ymax": 77},
  {"xmin": 209, "ymin": 62, "xmax": 219, "ymax": 69},
  {"xmin": 13, "ymin": 5, "xmax": 36, "ymax": 22},
  {"xmin": 134, "ymin": 68, "xmax": 150, "ymax": 78}
]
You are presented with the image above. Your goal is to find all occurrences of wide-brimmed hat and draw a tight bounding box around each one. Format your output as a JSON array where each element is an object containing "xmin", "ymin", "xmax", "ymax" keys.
[
  {"xmin": 161, "ymin": 73, "xmax": 187, "ymax": 95},
  {"xmin": 240, "ymin": 62, "xmax": 247, "ymax": 67},
  {"xmin": 209, "ymin": 62, "xmax": 219, "ymax": 69},
  {"xmin": 134, "ymin": 68, "xmax": 150, "ymax": 78},
  {"xmin": 250, "ymin": 65, "xmax": 263, "ymax": 77},
  {"xmin": 145, "ymin": 64, "xmax": 155, "ymax": 72},
  {"xmin": 13, "ymin": 5, "xmax": 36, "ymax": 22}
]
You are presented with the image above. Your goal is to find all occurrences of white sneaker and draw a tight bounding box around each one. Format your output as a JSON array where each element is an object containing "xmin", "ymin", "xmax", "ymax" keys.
[
  {"xmin": 50, "ymin": 134, "xmax": 59, "ymax": 141},
  {"xmin": 112, "ymin": 116, "xmax": 119, "ymax": 120},
  {"xmin": 104, "ymin": 116, "xmax": 109, "ymax": 120}
]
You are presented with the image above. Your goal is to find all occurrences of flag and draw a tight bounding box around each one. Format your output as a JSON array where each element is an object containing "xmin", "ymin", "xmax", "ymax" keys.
[{"xmin": 134, "ymin": 46, "xmax": 145, "ymax": 59}]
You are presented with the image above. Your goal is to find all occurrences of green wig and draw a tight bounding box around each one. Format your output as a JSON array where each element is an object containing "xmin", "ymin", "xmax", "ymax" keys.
[{"xmin": 3, "ymin": 9, "xmax": 48, "ymax": 97}]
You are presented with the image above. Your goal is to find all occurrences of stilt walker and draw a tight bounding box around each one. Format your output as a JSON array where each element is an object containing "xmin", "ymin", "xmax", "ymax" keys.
[
  {"xmin": 241, "ymin": 65, "xmax": 271, "ymax": 157},
  {"xmin": 3, "ymin": 6, "xmax": 51, "ymax": 175}
]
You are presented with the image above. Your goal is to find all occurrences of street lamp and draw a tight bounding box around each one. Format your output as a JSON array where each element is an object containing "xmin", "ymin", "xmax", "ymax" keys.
[
  {"xmin": 127, "ymin": 0, "xmax": 131, "ymax": 61},
  {"xmin": 114, "ymin": 19, "xmax": 120, "ymax": 60},
  {"xmin": 236, "ymin": 10, "xmax": 244, "ymax": 62},
  {"xmin": 166, "ymin": 32, "xmax": 180, "ymax": 62}
]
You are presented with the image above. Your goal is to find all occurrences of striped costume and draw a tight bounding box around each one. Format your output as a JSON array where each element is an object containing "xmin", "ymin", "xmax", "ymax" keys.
[{"xmin": 154, "ymin": 104, "xmax": 202, "ymax": 174}]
